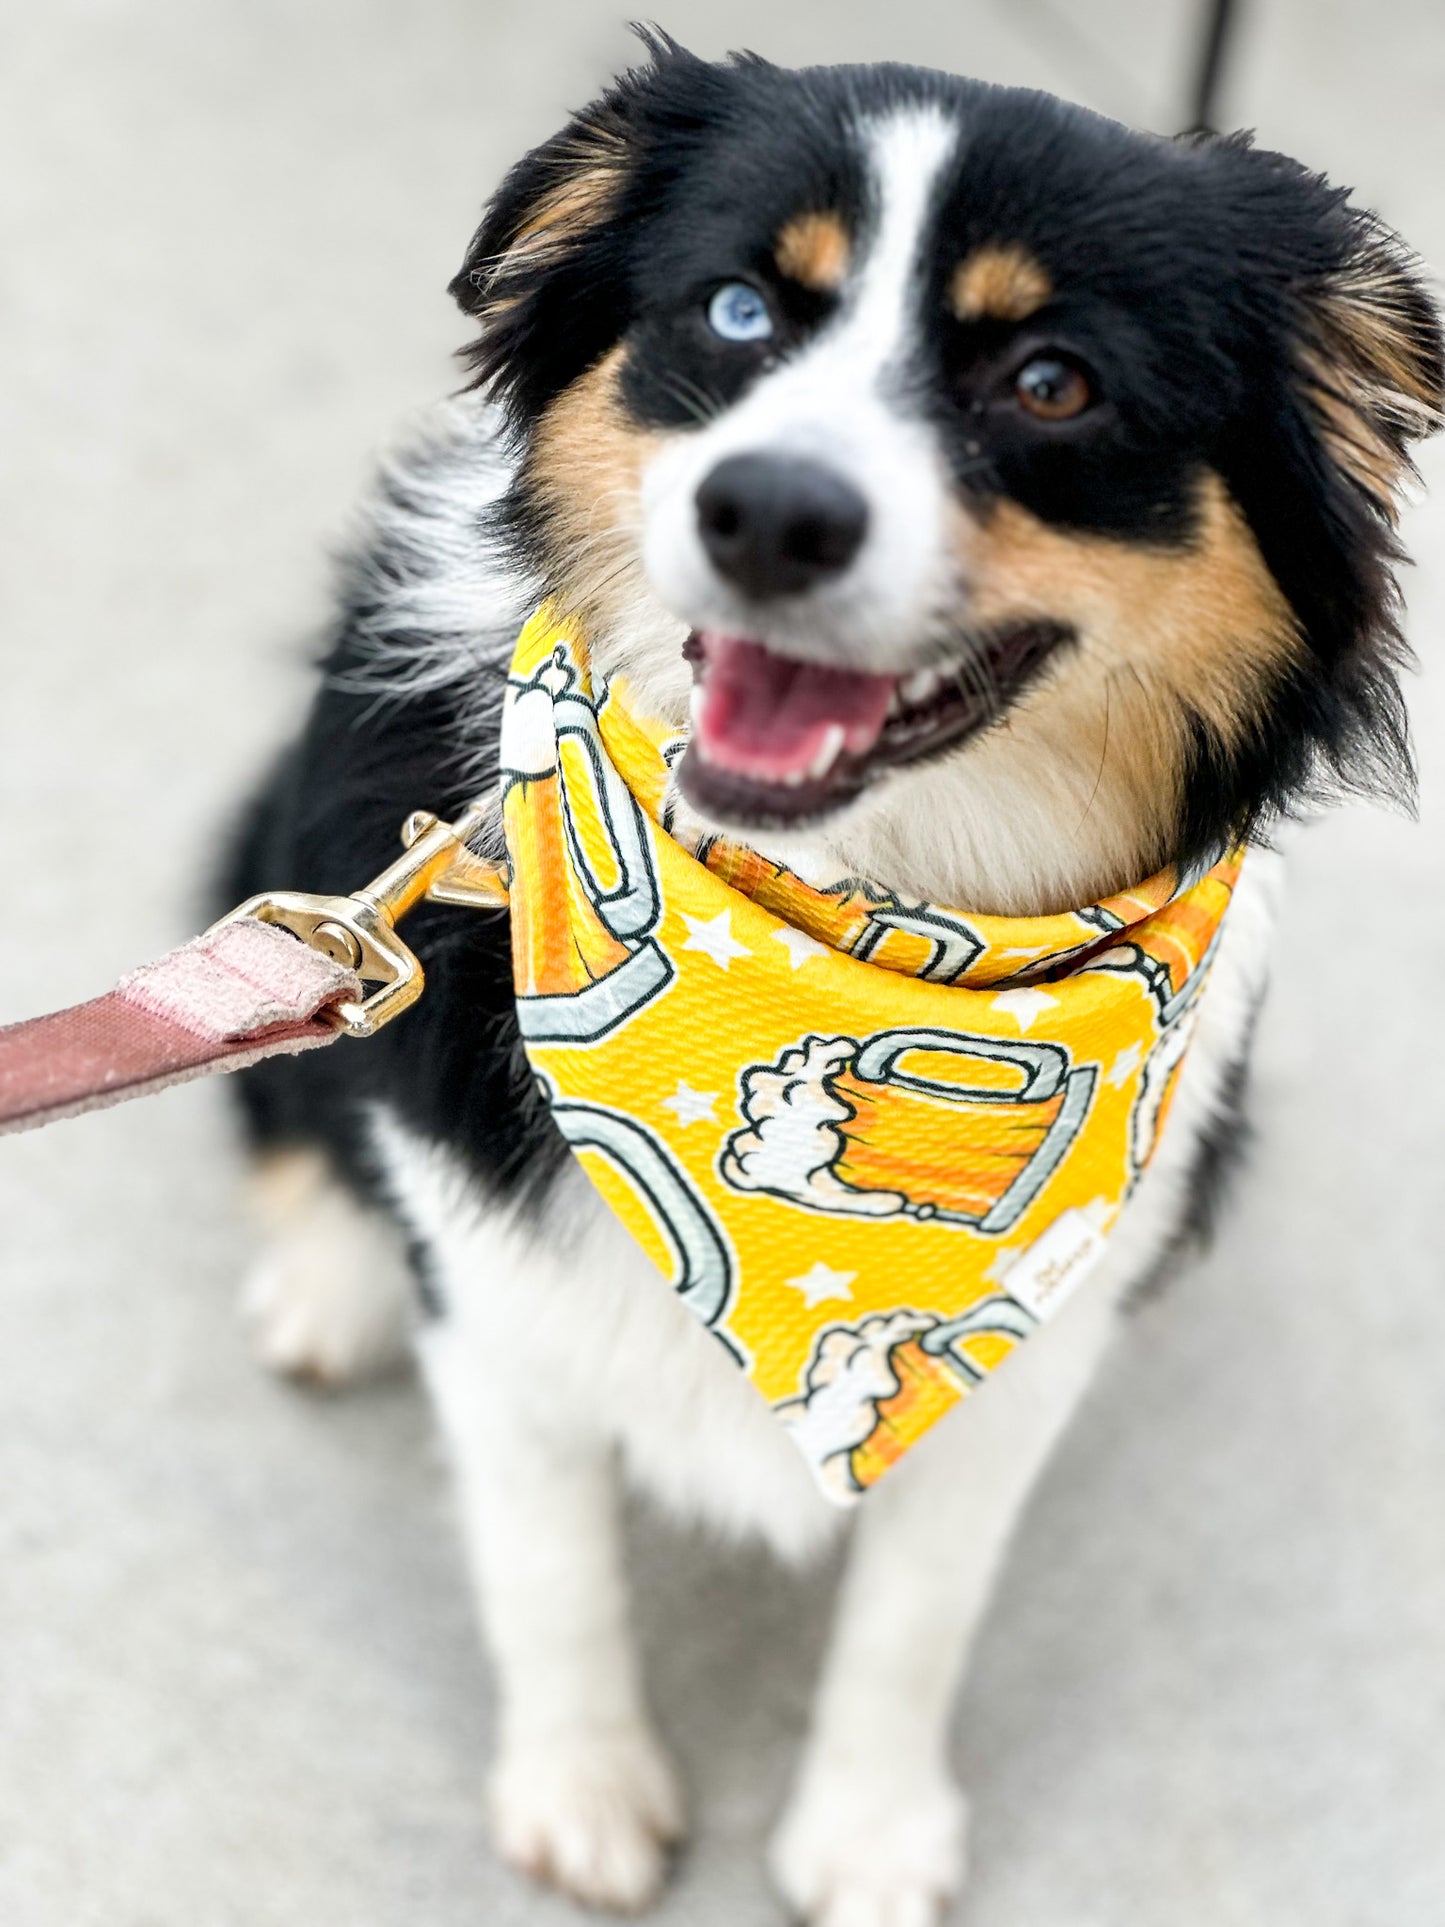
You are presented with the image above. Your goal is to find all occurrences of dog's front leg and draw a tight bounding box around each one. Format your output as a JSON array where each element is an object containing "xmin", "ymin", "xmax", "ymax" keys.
[
  {"xmin": 771, "ymin": 1280, "xmax": 1121, "ymax": 1926},
  {"xmin": 417, "ymin": 1296, "xmax": 683, "ymax": 1913}
]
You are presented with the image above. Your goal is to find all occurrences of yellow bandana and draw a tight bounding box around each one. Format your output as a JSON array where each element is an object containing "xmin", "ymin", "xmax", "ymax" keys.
[{"xmin": 498, "ymin": 606, "xmax": 1242, "ymax": 1504}]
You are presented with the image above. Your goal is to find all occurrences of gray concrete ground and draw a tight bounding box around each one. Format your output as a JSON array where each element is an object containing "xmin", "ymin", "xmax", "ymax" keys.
[{"xmin": 3, "ymin": 3, "xmax": 1445, "ymax": 1922}]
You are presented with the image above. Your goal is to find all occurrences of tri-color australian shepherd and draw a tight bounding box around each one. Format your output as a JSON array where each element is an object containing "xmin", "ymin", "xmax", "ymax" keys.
[{"xmin": 224, "ymin": 36, "xmax": 1441, "ymax": 1922}]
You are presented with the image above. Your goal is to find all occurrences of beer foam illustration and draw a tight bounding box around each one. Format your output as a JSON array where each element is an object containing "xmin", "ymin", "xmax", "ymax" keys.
[
  {"xmin": 721, "ymin": 1034, "xmax": 905, "ymax": 1217},
  {"xmin": 775, "ymin": 1310, "xmax": 940, "ymax": 1504}
]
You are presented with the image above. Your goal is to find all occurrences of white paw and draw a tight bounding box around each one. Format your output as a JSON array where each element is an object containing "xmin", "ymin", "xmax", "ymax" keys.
[
  {"xmin": 488, "ymin": 1726, "xmax": 685, "ymax": 1913},
  {"xmin": 242, "ymin": 1154, "xmax": 413, "ymax": 1385},
  {"xmin": 770, "ymin": 1770, "xmax": 969, "ymax": 1927}
]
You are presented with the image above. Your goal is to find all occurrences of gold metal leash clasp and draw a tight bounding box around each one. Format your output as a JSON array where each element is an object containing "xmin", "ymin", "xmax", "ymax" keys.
[{"xmin": 211, "ymin": 803, "xmax": 509, "ymax": 1038}]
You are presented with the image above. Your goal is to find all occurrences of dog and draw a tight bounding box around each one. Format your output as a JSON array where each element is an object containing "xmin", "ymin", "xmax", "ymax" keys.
[{"xmin": 223, "ymin": 35, "xmax": 1442, "ymax": 1924}]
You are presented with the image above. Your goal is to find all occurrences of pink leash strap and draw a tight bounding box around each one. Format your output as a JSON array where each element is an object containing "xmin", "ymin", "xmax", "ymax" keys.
[
  {"xmin": 0, "ymin": 801, "xmax": 505, "ymax": 1139},
  {"xmin": 0, "ymin": 918, "xmax": 361, "ymax": 1137}
]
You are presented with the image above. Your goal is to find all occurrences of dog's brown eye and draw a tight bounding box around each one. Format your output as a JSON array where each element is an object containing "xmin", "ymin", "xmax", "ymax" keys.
[{"xmin": 1014, "ymin": 356, "xmax": 1092, "ymax": 421}]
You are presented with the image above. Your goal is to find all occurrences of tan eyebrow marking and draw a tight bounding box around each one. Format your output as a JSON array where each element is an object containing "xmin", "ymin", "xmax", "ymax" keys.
[
  {"xmin": 949, "ymin": 244, "xmax": 1053, "ymax": 323},
  {"xmin": 774, "ymin": 211, "xmax": 852, "ymax": 292}
]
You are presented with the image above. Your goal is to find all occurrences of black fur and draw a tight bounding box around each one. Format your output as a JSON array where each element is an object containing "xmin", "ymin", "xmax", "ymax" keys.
[
  {"xmin": 228, "ymin": 41, "xmax": 1440, "ymax": 1211},
  {"xmin": 221, "ymin": 521, "xmax": 565, "ymax": 1211}
]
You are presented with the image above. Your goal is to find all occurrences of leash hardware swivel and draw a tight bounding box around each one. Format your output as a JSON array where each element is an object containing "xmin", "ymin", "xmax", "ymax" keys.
[{"xmin": 210, "ymin": 802, "xmax": 509, "ymax": 1039}]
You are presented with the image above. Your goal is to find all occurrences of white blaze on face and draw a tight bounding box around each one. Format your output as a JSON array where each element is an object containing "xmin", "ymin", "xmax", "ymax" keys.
[{"xmin": 638, "ymin": 107, "xmax": 960, "ymax": 673}]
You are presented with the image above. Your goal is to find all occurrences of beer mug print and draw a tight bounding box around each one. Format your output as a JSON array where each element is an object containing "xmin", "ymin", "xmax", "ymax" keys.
[
  {"xmin": 500, "ymin": 643, "xmax": 673, "ymax": 1045},
  {"xmin": 721, "ymin": 1024, "xmax": 1097, "ymax": 1235}
]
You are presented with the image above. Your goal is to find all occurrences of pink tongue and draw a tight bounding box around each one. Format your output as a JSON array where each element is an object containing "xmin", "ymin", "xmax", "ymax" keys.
[{"xmin": 692, "ymin": 634, "xmax": 896, "ymax": 784}]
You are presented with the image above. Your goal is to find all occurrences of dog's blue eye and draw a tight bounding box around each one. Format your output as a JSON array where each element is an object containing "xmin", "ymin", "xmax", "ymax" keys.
[{"xmin": 707, "ymin": 282, "xmax": 773, "ymax": 344}]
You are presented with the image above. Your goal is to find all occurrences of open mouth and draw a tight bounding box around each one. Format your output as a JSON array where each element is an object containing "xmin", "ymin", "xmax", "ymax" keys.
[{"xmin": 676, "ymin": 622, "xmax": 1073, "ymax": 827}]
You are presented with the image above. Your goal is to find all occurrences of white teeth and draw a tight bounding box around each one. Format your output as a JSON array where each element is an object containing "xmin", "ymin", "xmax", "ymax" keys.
[
  {"xmin": 887, "ymin": 687, "xmax": 904, "ymax": 718},
  {"xmin": 901, "ymin": 667, "xmax": 946, "ymax": 706},
  {"xmin": 806, "ymin": 724, "xmax": 847, "ymax": 781},
  {"xmin": 689, "ymin": 684, "xmax": 707, "ymax": 730}
]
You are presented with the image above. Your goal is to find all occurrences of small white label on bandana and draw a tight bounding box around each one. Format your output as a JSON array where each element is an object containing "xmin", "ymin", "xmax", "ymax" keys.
[{"xmin": 1005, "ymin": 1208, "xmax": 1107, "ymax": 1321}]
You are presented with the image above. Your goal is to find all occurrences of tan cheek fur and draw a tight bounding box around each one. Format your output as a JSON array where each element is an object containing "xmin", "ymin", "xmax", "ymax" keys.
[
  {"xmin": 951, "ymin": 472, "xmax": 1300, "ymax": 867},
  {"xmin": 525, "ymin": 345, "xmax": 665, "ymax": 629}
]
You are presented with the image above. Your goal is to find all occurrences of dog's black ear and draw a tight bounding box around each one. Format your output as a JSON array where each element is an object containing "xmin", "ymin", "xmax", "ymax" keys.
[
  {"xmin": 449, "ymin": 94, "xmax": 636, "ymax": 329},
  {"xmin": 448, "ymin": 31, "xmax": 704, "ymax": 422},
  {"xmin": 1296, "ymin": 209, "xmax": 1444, "ymax": 518}
]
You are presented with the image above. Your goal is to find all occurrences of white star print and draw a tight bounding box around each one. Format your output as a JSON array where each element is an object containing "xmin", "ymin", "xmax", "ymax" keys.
[
  {"xmin": 662, "ymin": 1081, "xmax": 718, "ymax": 1127},
  {"xmin": 785, "ymin": 1262, "xmax": 857, "ymax": 1308},
  {"xmin": 681, "ymin": 909, "xmax": 751, "ymax": 970},
  {"xmin": 773, "ymin": 926, "xmax": 828, "ymax": 970},
  {"xmin": 991, "ymin": 987, "xmax": 1059, "ymax": 1032},
  {"xmin": 1107, "ymin": 1043, "xmax": 1143, "ymax": 1089}
]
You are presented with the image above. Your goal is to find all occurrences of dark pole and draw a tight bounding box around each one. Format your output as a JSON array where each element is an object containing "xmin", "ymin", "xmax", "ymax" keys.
[{"xmin": 1188, "ymin": 0, "xmax": 1240, "ymax": 133}]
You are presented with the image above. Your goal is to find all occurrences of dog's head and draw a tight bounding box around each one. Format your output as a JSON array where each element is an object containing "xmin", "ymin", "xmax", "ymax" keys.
[{"xmin": 451, "ymin": 36, "xmax": 1441, "ymax": 907}]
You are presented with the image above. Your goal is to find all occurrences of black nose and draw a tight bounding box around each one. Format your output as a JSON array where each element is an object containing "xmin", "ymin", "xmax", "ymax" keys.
[{"xmin": 695, "ymin": 453, "xmax": 868, "ymax": 600}]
